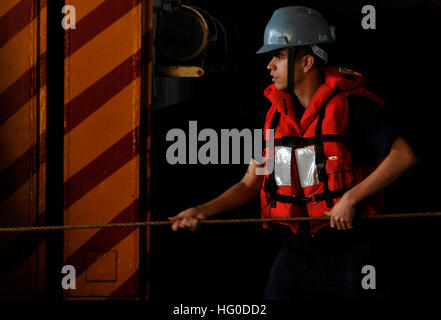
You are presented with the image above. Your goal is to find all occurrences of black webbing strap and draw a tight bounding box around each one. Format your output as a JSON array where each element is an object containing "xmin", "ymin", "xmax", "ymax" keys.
[
  {"xmin": 270, "ymin": 193, "xmax": 311, "ymax": 204},
  {"xmin": 286, "ymin": 47, "xmax": 296, "ymax": 94},
  {"xmin": 266, "ymin": 134, "xmax": 344, "ymax": 148},
  {"xmin": 270, "ymin": 189, "xmax": 347, "ymax": 204},
  {"xmin": 315, "ymin": 104, "xmax": 333, "ymax": 208},
  {"xmin": 310, "ymin": 190, "xmax": 347, "ymax": 204},
  {"xmin": 264, "ymin": 110, "xmax": 281, "ymax": 208}
]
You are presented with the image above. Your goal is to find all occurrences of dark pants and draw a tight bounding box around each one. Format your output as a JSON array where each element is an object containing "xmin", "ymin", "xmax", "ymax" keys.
[{"xmin": 263, "ymin": 223, "xmax": 378, "ymax": 300}]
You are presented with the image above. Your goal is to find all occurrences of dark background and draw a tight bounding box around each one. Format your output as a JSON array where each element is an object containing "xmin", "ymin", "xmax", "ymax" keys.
[{"xmin": 150, "ymin": 0, "xmax": 441, "ymax": 301}]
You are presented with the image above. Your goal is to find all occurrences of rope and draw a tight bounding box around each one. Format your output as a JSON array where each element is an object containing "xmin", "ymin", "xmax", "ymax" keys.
[{"xmin": 1, "ymin": 212, "xmax": 441, "ymax": 233}]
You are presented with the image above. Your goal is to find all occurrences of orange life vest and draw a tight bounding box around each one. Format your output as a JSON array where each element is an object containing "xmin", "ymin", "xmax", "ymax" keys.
[{"xmin": 260, "ymin": 66, "xmax": 386, "ymax": 237}]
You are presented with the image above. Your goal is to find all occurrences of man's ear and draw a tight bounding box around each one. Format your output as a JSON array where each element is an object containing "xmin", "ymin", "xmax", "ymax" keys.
[{"xmin": 303, "ymin": 55, "xmax": 315, "ymax": 73}]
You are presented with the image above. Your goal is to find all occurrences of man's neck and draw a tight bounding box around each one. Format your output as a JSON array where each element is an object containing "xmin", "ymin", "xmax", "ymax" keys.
[{"xmin": 294, "ymin": 75, "xmax": 324, "ymax": 109}]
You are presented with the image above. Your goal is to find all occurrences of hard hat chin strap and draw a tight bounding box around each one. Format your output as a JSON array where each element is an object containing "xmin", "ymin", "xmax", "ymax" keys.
[{"xmin": 286, "ymin": 47, "xmax": 297, "ymax": 94}]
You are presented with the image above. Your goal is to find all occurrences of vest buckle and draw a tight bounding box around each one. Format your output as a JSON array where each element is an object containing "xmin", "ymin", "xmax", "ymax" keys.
[{"xmin": 309, "ymin": 194, "xmax": 319, "ymax": 204}]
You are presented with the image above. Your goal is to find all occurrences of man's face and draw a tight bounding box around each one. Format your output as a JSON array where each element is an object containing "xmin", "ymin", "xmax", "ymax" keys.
[{"xmin": 267, "ymin": 48, "xmax": 288, "ymax": 91}]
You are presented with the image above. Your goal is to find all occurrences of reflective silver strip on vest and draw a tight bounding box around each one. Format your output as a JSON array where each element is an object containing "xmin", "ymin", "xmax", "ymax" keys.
[
  {"xmin": 275, "ymin": 146, "xmax": 292, "ymax": 186},
  {"xmin": 295, "ymin": 145, "xmax": 319, "ymax": 188}
]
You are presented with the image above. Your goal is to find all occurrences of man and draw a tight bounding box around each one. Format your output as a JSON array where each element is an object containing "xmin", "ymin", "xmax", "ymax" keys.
[{"xmin": 169, "ymin": 6, "xmax": 416, "ymax": 299}]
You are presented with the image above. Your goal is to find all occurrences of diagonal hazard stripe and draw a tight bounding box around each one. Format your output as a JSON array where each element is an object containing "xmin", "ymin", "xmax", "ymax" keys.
[
  {"xmin": 107, "ymin": 269, "xmax": 139, "ymax": 298},
  {"xmin": 0, "ymin": 1, "xmax": 22, "ymax": 19},
  {"xmin": 65, "ymin": 78, "xmax": 140, "ymax": 180},
  {"xmin": 0, "ymin": 132, "xmax": 46, "ymax": 204},
  {"xmin": 66, "ymin": 0, "xmax": 141, "ymax": 57},
  {"xmin": 65, "ymin": 50, "xmax": 140, "ymax": 134},
  {"xmin": 0, "ymin": 52, "xmax": 46, "ymax": 127},
  {"xmin": 66, "ymin": 199, "xmax": 138, "ymax": 278},
  {"xmin": 68, "ymin": 0, "xmax": 107, "ymax": 22},
  {"xmin": 0, "ymin": 0, "xmax": 47, "ymax": 49},
  {"xmin": 64, "ymin": 128, "xmax": 139, "ymax": 210}
]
